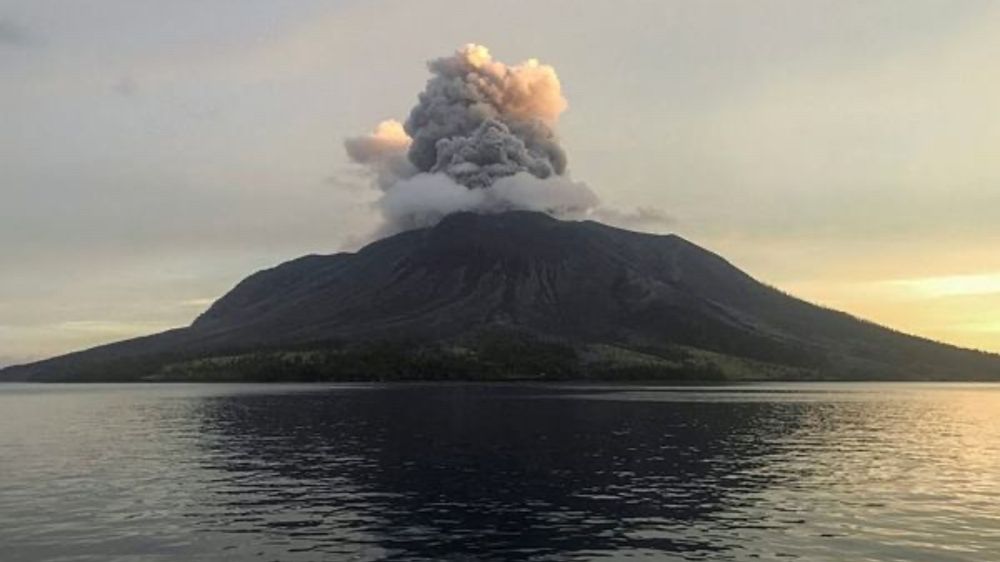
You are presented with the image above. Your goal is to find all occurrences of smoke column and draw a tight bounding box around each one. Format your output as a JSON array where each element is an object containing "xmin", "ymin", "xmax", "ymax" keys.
[{"xmin": 345, "ymin": 44, "xmax": 666, "ymax": 234}]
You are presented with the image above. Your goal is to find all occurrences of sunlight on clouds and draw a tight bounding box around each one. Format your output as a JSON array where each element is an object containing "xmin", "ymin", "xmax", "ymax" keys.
[
  {"xmin": 781, "ymin": 278, "xmax": 1000, "ymax": 353},
  {"xmin": 180, "ymin": 298, "xmax": 216, "ymax": 308},
  {"xmin": 945, "ymin": 321, "xmax": 1000, "ymax": 334},
  {"xmin": 884, "ymin": 274, "xmax": 1000, "ymax": 298}
]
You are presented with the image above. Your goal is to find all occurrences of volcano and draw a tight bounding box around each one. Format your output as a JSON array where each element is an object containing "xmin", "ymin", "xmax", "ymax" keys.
[{"xmin": 4, "ymin": 211, "xmax": 999, "ymax": 382}]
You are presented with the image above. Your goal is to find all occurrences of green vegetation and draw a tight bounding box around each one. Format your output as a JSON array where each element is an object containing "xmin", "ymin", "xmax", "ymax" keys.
[
  {"xmin": 111, "ymin": 332, "xmax": 806, "ymax": 383},
  {"xmin": 148, "ymin": 334, "xmax": 581, "ymax": 382}
]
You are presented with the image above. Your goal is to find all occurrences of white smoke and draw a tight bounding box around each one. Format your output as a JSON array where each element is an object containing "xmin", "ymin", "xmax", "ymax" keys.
[
  {"xmin": 379, "ymin": 174, "xmax": 483, "ymax": 232},
  {"xmin": 344, "ymin": 44, "xmax": 668, "ymax": 234},
  {"xmin": 375, "ymin": 172, "xmax": 599, "ymax": 237}
]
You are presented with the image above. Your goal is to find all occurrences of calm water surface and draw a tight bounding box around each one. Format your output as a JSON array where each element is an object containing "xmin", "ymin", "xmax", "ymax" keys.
[{"xmin": 1, "ymin": 382, "xmax": 999, "ymax": 561}]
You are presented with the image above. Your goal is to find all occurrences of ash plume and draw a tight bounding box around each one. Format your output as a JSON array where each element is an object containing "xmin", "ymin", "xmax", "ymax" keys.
[
  {"xmin": 344, "ymin": 120, "xmax": 415, "ymax": 190},
  {"xmin": 344, "ymin": 44, "xmax": 666, "ymax": 234},
  {"xmin": 405, "ymin": 44, "xmax": 568, "ymax": 184}
]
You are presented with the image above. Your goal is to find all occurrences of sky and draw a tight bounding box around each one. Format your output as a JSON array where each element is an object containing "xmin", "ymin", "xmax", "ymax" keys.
[{"xmin": 2, "ymin": 0, "xmax": 999, "ymax": 366}]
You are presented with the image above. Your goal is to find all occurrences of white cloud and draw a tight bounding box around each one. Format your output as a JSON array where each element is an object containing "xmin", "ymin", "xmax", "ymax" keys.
[{"xmin": 885, "ymin": 274, "xmax": 1000, "ymax": 298}]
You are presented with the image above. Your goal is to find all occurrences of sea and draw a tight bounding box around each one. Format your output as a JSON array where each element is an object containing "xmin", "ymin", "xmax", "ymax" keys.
[{"xmin": 1, "ymin": 382, "xmax": 998, "ymax": 561}]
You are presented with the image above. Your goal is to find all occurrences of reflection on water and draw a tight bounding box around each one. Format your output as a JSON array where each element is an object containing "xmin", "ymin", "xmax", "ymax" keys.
[{"xmin": 1, "ymin": 383, "xmax": 999, "ymax": 561}]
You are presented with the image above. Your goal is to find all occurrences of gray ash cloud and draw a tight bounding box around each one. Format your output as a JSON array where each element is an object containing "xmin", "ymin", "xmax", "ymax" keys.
[{"xmin": 344, "ymin": 44, "xmax": 668, "ymax": 234}]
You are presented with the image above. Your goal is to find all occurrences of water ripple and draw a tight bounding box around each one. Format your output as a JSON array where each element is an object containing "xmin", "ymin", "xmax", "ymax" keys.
[{"xmin": 1, "ymin": 383, "xmax": 998, "ymax": 561}]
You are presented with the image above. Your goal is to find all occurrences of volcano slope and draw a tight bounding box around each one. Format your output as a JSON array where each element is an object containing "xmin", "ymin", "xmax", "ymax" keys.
[{"xmin": 4, "ymin": 211, "xmax": 999, "ymax": 382}]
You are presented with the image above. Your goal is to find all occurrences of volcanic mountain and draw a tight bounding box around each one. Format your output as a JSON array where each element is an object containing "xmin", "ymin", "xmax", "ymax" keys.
[{"xmin": 4, "ymin": 211, "xmax": 999, "ymax": 381}]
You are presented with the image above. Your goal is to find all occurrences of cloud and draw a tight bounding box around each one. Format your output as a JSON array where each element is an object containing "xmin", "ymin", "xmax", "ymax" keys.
[
  {"xmin": 0, "ymin": 18, "xmax": 35, "ymax": 47},
  {"xmin": 884, "ymin": 273, "xmax": 1000, "ymax": 298},
  {"xmin": 0, "ymin": 355, "xmax": 34, "ymax": 368},
  {"xmin": 944, "ymin": 321, "xmax": 1000, "ymax": 334},
  {"xmin": 375, "ymin": 171, "xmax": 599, "ymax": 236},
  {"xmin": 343, "ymin": 119, "xmax": 416, "ymax": 190},
  {"xmin": 591, "ymin": 206, "xmax": 675, "ymax": 230},
  {"xmin": 113, "ymin": 74, "xmax": 139, "ymax": 97},
  {"xmin": 56, "ymin": 319, "xmax": 176, "ymax": 335}
]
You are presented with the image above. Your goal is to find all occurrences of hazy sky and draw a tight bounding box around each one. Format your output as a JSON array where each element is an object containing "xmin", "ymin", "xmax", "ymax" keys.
[{"xmin": 2, "ymin": 0, "xmax": 999, "ymax": 365}]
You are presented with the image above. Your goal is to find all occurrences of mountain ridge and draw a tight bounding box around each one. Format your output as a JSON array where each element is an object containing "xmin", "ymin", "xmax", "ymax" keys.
[{"xmin": 4, "ymin": 211, "xmax": 999, "ymax": 382}]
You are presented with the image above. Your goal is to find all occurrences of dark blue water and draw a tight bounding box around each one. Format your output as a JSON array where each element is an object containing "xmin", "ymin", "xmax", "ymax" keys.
[{"xmin": 1, "ymin": 383, "xmax": 999, "ymax": 561}]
